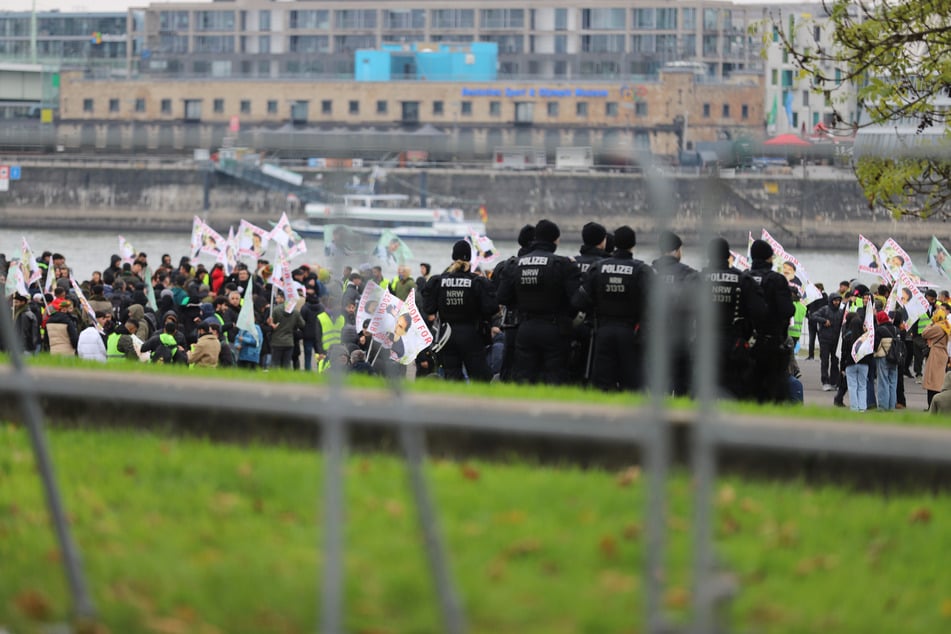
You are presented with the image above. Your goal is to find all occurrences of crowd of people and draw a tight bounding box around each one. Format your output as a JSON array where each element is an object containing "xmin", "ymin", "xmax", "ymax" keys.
[{"xmin": 2, "ymin": 225, "xmax": 951, "ymax": 412}]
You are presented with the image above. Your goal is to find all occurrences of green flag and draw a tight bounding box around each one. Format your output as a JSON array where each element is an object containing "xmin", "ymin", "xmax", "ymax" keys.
[
  {"xmin": 767, "ymin": 94, "xmax": 778, "ymax": 127},
  {"xmin": 928, "ymin": 236, "xmax": 951, "ymax": 279},
  {"xmin": 143, "ymin": 265, "xmax": 158, "ymax": 312}
]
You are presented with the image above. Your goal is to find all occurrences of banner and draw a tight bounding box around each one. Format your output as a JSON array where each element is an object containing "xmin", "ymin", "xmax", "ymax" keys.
[
  {"xmin": 70, "ymin": 276, "xmax": 103, "ymax": 333},
  {"xmin": 216, "ymin": 226, "xmax": 239, "ymax": 275},
  {"xmin": 895, "ymin": 268, "xmax": 931, "ymax": 327},
  {"xmin": 851, "ymin": 295, "xmax": 875, "ymax": 362},
  {"xmin": 7, "ymin": 262, "xmax": 28, "ymax": 299},
  {"xmin": 274, "ymin": 246, "xmax": 301, "ymax": 312},
  {"xmin": 858, "ymin": 234, "xmax": 888, "ymax": 280},
  {"xmin": 118, "ymin": 235, "xmax": 137, "ymax": 265},
  {"xmin": 356, "ymin": 280, "xmax": 385, "ymax": 331},
  {"xmin": 20, "ymin": 237, "xmax": 43, "ymax": 285},
  {"xmin": 367, "ymin": 289, "xmax": 401, "ymax": 347},
  {"xmin": 879, "ymin": 237, "xmax": 933, "ymax": 287},
  {"xmin": 760, "ymin": 229, "xmax": 822, "ymax": 303},
  {"xmin": 235, "ymin": 275, "xmax": 259, "ymax": 345},
  {"xmin": 190, "ymin": 216, "xmax": 204, "ymax": 259},
  {"xmin": 928, "ymin": 236, "xmax": 951, "ymax": 280},
  {"xmin": 237, "ymin": 219, "xmax": 270, "ymax": 259},
  {"xmin": 324, "ymin": 224, "xmax": 368, "ymax": 259},
  {"xmin": 193, "ymin": 219, "xmax": 225, "ymax": 257},
  {"xmin": 729, "ymin": 250, "xmax": 750, "ymax": 271},
  {"xmin": 372, "ymin": 229, "xmax": 413, "ymax": 278},
  {"xmin": 466, "ymin": 228, "xmax": 498, "ymax": 271},
  {"xmin": 270, "ymin": 212, "xmax": 307, "ymax": 259},
  {"xmin": 391, "ymin": 289, "xmax": 434, "ymax": 365}
]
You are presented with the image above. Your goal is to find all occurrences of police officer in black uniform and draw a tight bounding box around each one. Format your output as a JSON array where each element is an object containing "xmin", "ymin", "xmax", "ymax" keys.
[
  {"xmin": 701, "ymin": 237, "xmax": 748, "ymax": 398},
  {"xmin": 572, "ymin": 225, "xmax": 652, "ymax": 390},
  {"xmin": 744, "ymin": 239, "xmax": 796, "ymax": 403},
  {"xmin": 492, "ymin": 224, "xmax": 535, "ymax": 381},
  {"xmin": 570, "ymin": 221, "xmax": 609, "ymax": 383},
  {"xmin": 651, "ymin": 230, "xmax": 699, "ymax": 396},
  {"xmin": 422, "ymin": 239, "xmax": 498, "ymax": 382},
  {"xmin": 497, "ymin": 219, "xmax": 582, "ymax": 384}
]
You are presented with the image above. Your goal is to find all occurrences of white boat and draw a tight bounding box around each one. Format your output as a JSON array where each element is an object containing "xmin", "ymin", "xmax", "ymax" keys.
[{"xmin": 292, "ymin": 193, "xmax": 485, "ymax": 240}]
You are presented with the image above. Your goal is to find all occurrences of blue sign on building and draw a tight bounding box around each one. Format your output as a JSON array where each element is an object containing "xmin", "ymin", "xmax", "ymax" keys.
[{"xmin": 9, "ymin": 166, "xmax": 20, "ymax": 180}]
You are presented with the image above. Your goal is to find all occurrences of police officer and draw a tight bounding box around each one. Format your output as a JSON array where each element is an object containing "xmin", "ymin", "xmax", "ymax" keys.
[
  {"xmin": 570, "ymin": 221, "xmax": 609, "ymax": 384},
  {"xmin": 422, "ymin": 239, "xmax": 498, "ymax": 381},
  {"xmin": 572, "ymin": 225, "xmax": 652, "ymax": 390},
  {"xmin": 743, "ymin": 239, "xmax": 796, "ymax": 403},
  {"xmin": 701, "ymin": 237, "xmax": 747, "ymax": 398},
  {"xmin": 491, "ymin": 224, "xmax": 535, "ymax": 381},
  {"xmin": 497, "ymin": 219, "xmax": 582, "ymax": 384},
  {"xmin": 651, "ymin": 230, "xmax": 699, "ymax": 396}
]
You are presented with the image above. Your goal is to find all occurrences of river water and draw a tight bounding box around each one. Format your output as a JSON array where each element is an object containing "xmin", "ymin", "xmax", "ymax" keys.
[{"xmin": 0, "ymin": 227, "xmax": 940, "ymax": 292}]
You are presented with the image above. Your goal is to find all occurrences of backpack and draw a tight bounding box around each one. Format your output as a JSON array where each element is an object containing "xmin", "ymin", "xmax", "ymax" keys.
[{"xmin": 884, "ymin": 334, "xmax": 905, "ymax": 367}]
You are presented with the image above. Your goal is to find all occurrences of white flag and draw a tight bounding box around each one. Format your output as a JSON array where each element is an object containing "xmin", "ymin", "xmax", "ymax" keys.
[
  {"xmin": 118, "ymin": 235, "xmax": 136, "ymax": 265},
  {"xmin": 367, "ymin": 290, "xmax": 401, "ymax": 347},
  {"xmin": 392, "ymin": 289, "xmax": 434, "ymax": 365},
  {"xmin": 851, "ymin": 297, "xmax": 875, "ymax": 363},
  {"xmin": 858, "ymin": 234, "xmax": 887, "ymax": 281},
  {"xmin": 356, "ymin": 280, "xmax": 385, "ymax": 331},
  {"xmin": 70, "ymin": 276, "xmax": 103, "ymax": 333},
  {"xmin": 235, "ymin": 275, "xmax": 259, "ymax": 345}
]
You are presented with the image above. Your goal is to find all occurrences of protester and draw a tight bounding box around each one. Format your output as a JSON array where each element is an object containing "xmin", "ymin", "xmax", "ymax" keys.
[
  {"xmin": 922, "ymin": 307, "xmax": 950, "ymax": 408},
  {"xmin": 77, "ymin": 310, "xmax": 111, "ymax": 362}
]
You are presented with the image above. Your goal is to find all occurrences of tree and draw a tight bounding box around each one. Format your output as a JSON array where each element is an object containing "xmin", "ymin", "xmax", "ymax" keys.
[{"xmin": 771, "ymin": 0, "xmax": 951, "ymax": 218}]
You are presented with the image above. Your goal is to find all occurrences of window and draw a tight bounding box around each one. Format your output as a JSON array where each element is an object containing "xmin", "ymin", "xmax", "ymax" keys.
[
  {"xmin": 430, "ymin": 101, "xmax": 443, "ymax": 116},
  {"xmin": 547, "ymin": 102, "xmax": 559, "ymax": 117},
  {"xmin": 196, "ymin": 10, "xmax": 235, "ymax": 31},
  {"xmin": 349, "ymin": 100, "xmax": 359, "ymax": 114},
  {"xmin": 656, "ymin": 8, "xmax": 677, "ymax": 29},
  {"xmin": 741, "ymin": 104, "xmax": 749, "ymax": 120},
  {"xmin": 781, "ymin": 70, "xmax": 794, "ymax": 87},
  {"xmin": 802, "ymin": 90, "xmax": 809, "ymax": 107},
  {"xmin": 582, "ymin": 35, "xmax": 625, "ymax": 53},
  {"xmin": 634, "ymin": 8, "xmax": 654, "ymax": 29},
  {"xmin": 430, "ymin": 9, "xmax": 474, "ymax": 29},
  {"xmin": 160, "ymin": 99, "xmax": 171, "ymax": 114},
  {"xmin": 489, "ymin": 101, "xmax": 501, "ymax": 117},
  {"xmin": 377, "ymin": 100, "xmax": 388, "ymax": 114},
  {"xmin": 267, "ymin": 100, "xmax": 277, "ymax": 114},
  {"xmin": 635, "ymin": 102, "xmax": 648, "ymax": 117},
  {"xmin": 514, "ymin": 102, "xmax": 534, "ymax": 123},
  {"xmin": 401, "ymin": 101, "xmax": 419, "ymax": 123},
  {"xmin": 702, "ymin": 103, "xmax": 710, "ymax": 117},
  {"xmin": 583, "ymin": 8, "xmax": 625, "ymax": 30},
  {"xmin": 213, "ymin": 99, "xmax": 224, "ymax": 114},
  {"xmin": 291, "ymin": 101, "xmax": 308, "ymax": 123},
  {"xmin": 135, "ymin": 98, "xmax": 145, "ymax": 113},
  {"xmin": 109, "ymin": 98, "xmax": 119, "ymax": 113},
  {"xmin": 460, "ymin": 101, "xmax": 472, "ymax": 115},
  {"xmin": 259, "ymin": 35, "xmax": 270, "ymax": 53},
  {"xmin": 576, "ymin": 102, "xmax": 588, "ymax": 117},
  {"xmin": 289, "ymin": 10, "xmax": 329, "ymax": 29},
  {"xmin": 335, "ymin": 9, "xmax": 377, "ymax": 29},
  {"xmin": 682, "ymin": 8, "xmax": 696, "ymax": 30},
  {"xmin": 480, "ymin": 9, "xmax": 524, "ymax": 29},
  {"xmin": 259, "ymin": 10, "xmax": 270, "ymax": 31},
  {"xmin": 240, "ymin": 100, "xmax": 251, "ymax": 114},
  {"xmin": 322, "ymin": 100, "xmax": 332, "ymax": 114},
  {"xmin": 554, "ymin": 8, "xmax": 567, "ymax": 30},
  {"xmin": 606, "ymin": 102, "xmax": 618, "ymax": 117},
  {"xmin": 722, "ymin": 104, "xmax": 730, "ymax": 117},
  {"xmin": 384, "ymin": 9, "xmax": 425, "ymax": 29},
  {"xmin": 83, "ymin": 98, "xmax": 93, "ymax": 113},
  {"xmin": 771, "ymin": 69, "xmax": 778, "ymax": 86}
]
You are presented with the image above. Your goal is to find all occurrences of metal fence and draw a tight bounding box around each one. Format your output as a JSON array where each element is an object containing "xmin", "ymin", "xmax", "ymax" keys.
[{"xmin": 4, "ymin": 158, "xmax": 951, "ymax": 634}]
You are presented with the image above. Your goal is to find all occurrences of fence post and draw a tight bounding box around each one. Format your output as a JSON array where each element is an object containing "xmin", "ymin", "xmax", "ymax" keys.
[{"xmin": 0, "ymin": 295, "xmax": 97, "ymax": 624}]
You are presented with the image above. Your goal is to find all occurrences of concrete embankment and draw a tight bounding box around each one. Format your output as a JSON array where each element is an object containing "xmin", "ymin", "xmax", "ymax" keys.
[
  {"xmin": 0, "ymin": 160, "xmax": 943, "ymax": 249},
  {"xmin": 1, "ymin": 364, "xmax": 949, "ymax": 488}
]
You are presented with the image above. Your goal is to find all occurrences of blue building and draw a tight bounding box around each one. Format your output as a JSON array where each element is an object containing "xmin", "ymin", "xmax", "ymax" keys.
[{"xmin": 355, "ymin": 42, "xmax": 497, "ymax": 82}]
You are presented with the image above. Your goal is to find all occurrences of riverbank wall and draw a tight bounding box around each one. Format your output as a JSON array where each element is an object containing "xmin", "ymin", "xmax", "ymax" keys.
[{"xmin": 0, "ymin": 161, "xmax": 942, "ymax": 249}]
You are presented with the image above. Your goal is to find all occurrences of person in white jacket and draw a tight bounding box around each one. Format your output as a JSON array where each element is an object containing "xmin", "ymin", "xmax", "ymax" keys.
[{"xmin": 77, "ymin": 310, "xmax": 111, "ymax": 362}]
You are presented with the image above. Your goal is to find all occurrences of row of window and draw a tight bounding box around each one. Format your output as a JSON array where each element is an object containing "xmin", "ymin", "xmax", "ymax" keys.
[
  {"xmin": 0, "ymin": 16, "xmax": 125, "ymax": 37},
  {"xmin": 79, "ymin": 96, "xmax": 751, "ymax": 121},
  {"xmin": 150, "ymin": 31, "xmax": 736, "ymax": 57},
  {"xmin": 152, "ymin": 6, "xmax": 737, "ymax": 34}
]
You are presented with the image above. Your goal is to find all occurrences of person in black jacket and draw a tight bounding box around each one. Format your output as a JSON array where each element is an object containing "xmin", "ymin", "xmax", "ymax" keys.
[
  {"xmin": 651, "ymin": 230, "xmax": 699, "ymax": 396},
  {"xmin": 804, "ymin": 284, "xmax": 827, "ymax": 360},
  {"xmin": 743, "ymin": 239, "xmax": 796, "ymax": 403},
  {"xmin": 422, "ymin": 240, "xmax": 499, "ymax": 381},
  {"xmin": 569, "ymin": 221, "xmax": 609, "ymax": 384},
  {"xmin": 497, "ymin": 219, "xmax": 582, "ymax": 385},
  {"xmin": 491, "ymin": 224, "xmax": 535, "ymax": 381},
  {"xmin": 809, "ymin": 292, "xmax": 844, "ymax": 390},
  {"xmin": 700, "ymin": 237, "xmax": 748, "ymax": 398},
  {"xmin": 572, "ymin": 225, "xmax": 652, "ymax": 391}
]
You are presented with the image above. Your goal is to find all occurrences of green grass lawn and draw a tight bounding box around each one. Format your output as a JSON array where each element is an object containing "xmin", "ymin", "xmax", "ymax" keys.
[{"xmin": 2, "ymin": 425, "xmax": 950, "ymax": 634}]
